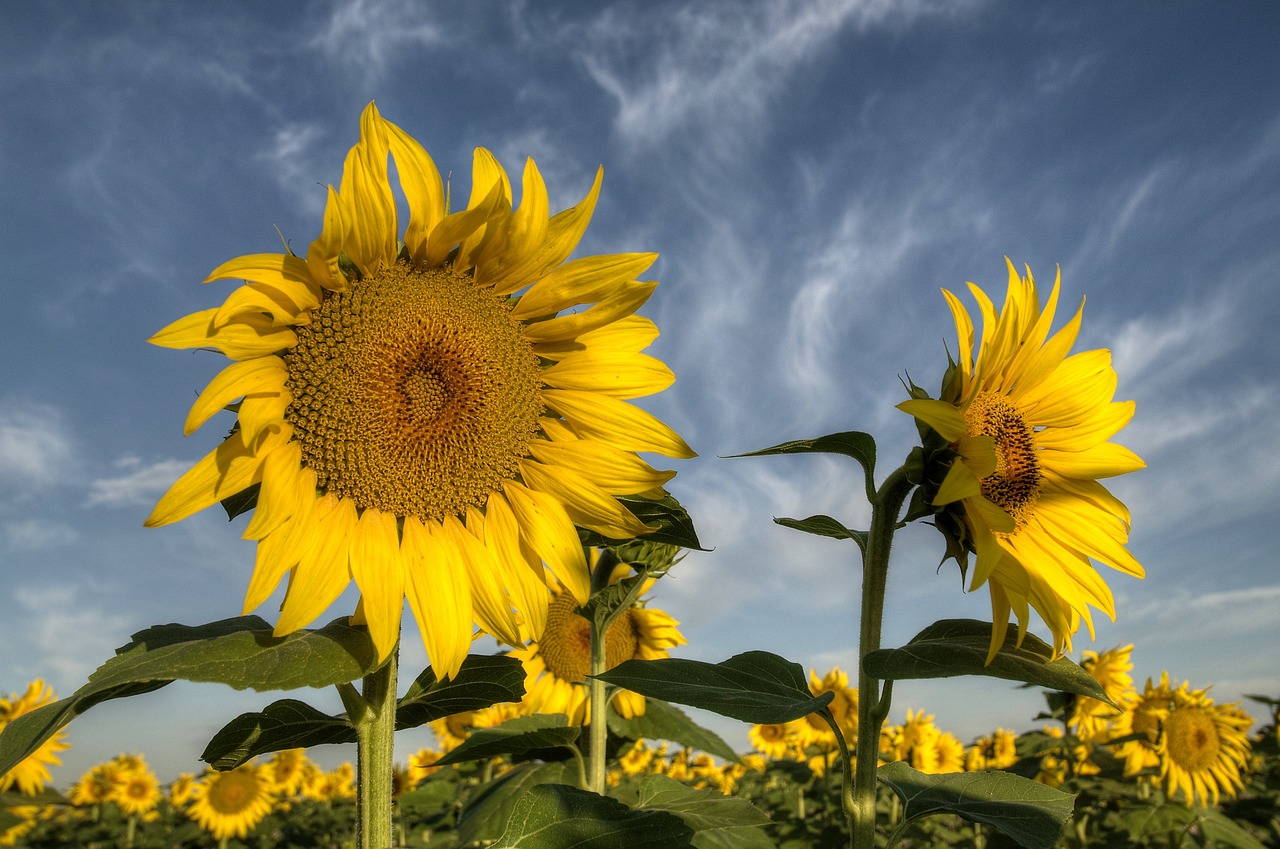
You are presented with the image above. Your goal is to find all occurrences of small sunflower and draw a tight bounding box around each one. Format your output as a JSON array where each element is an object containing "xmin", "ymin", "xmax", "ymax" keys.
[
  {"xmin": 964, "ymin": 728, "xmax": 1019, "ymax": 771},
  {"xmin": 1070, "ymin": 644, "xmax": 1138, "ymax": 741},
  {"xmin": 68, "ymin": 763, "xmax": 116, "ymax": 807},
  {"xmin": 407, "ymin": 746, "xmax": 444, "ymax": 785},
  {"xmin": 168, "ymin": 773, "xmax": 197, "ymax": 808},
  {"xmin": 1111, "ymin": 672, "xmax": 1175, "ymax": 777},
  {"xmin": 1157, "ymin": 689, "xmax": 1252, "ymax": 806},
  {"xmin": 262, "ymin": 748, "xmax": 310, "ymax": 797},
  {"xmin": 147, "ymin": 103, "xmax": 693, "ymax": 670},
  {"xmin": 0, "ymin": 680, "xmax": 69, "ymax": 796},
  {"xmin": 899, "ymin": 261, "xmax": 1144, "ymax": 661},
  {"xmin": 107, "ymin": 763, "xmax": 162, "ymax": 816},
  {"xmin": 801, "ymin": 667, "xmax": 858, "ymax": 748},
  {"xmin": 187, "ymin": 764, "xmax": 276, "ymax": 842},
  {"xmin": 508, "ymin": 560, "xmax": 686, "ymax": 724},
  {"xmin": 748, "ymin": 720, "xmax": 806, "ymax": 760}
]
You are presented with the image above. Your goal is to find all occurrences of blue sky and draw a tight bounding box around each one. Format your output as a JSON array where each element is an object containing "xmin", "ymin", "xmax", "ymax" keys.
[{"xmin": 3, "ymin": 1, "xmax": 1279, "ymax": 782}]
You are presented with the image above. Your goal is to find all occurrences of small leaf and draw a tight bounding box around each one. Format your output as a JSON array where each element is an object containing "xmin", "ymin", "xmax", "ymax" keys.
[
  {"xmin": 201, "ymin": 699, "xmax": 354, "ymax": 769},
  {"xmin": 863, "ymin": 619, "xmax": 1111, "ymax": 704},
  {"xmin": 580, "ymin": 495, "xmax": 706, "ymax": 551},
  {"xmin": 220, "ymin": 482, "xmax": 260, "ymax": 520},
  {"xmin": 636, "ymin": 774, "xmax": 775, "ymax": 849},
  {"xmin": 773, "ymin": 515, "xmax": 868, "ymax": 554},
  {"xmin": 492, "ymin": 783, "xmax": 694, "ymax": 849},
  {"xmin": 878, "ymin": 761, "xmax": 1075, "ymax": 849},
  {"xmin": 396, "ymin": 655, "xmax": 526, "ymax": 728},
  {"xmin": 607, "ymin": 699, "xmax": 740, "ymax": 763},
  {"xmin": 729, "ymin": 431, "xmax": 877, "ymax": 502},
  {"xmin": 594, "ymin": 652, "xmax": 833, "ymax": 725},
  {"xmin": 458, "ymin": 762, "xmax": 574, "ymax": 846},
  {"xmin": 435, "ymin": 715, "xmax": 581, "ymax": 766}
]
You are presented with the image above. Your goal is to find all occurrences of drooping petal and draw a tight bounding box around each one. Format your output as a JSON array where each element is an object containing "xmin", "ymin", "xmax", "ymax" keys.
[
  {"xmin": 444, "ymin": 514, "xmax": 521, "ymax": 646},
  {"xmin": 402, "ymin": 516, "xmax": 471, "ymax": 679},
  {"xmin": 274, "ymin": 495, "xmax": 357, "ymax": 636},
  {"xmin": 186, "ymin": 357, "xmax": 288, "ymax": 435},
  {"xmin": 542, "ymin": 389, "xmax": 695, "ymax": 458},
  {"xmin": 349, "ymin": 507, "xmax": 404, "ymax": 661},
  {"xmin": 480, "ymin": 492, "xmax": 550, "ymax": 640},
  {"xmin": 145, "ymin": 427, "xmax": 287, "ymax": 527},
  {"xmin": 502, "ymin": 481, "xmax": 590, "ymax": 605}
]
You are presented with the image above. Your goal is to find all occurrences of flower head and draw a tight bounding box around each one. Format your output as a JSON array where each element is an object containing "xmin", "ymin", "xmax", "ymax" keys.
[
  {"xmin": 147, "ymin": 103, "xmax": 692, "ymax": 670},
  {"xmin": 1157, "ymin": 688, "xmax": 1252, "ymax": 806},
  {"xmin": 899, "ymin": 261, "xmax": 1144, "ymax": 660},
  {"xmin": 187, "ymin": 764, "xmax": 276, "ymax": 841},
  {"xmin": 0, "ymin": 680, "xmax": 69, "ymax": 796}
]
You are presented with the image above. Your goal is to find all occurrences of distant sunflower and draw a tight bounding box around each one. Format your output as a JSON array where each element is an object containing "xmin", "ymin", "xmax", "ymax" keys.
[
  {"xmin": 1070, "ymin": 644, "xmax": 1138, "ymax": 741},
  {"xmin": 146, "ymin": 103, "xmax": 693, "ymax": 670},
  {"xmin": 1112, "ymin": 672, "xmax": 1174, "ymax": 777},
  {"xmin": 262, "ymin": 749, "xmax": 310, "ymax": 797},
  {"xmin": 899, "ymin": 261, "xmax": 1144, "ymax": 661},
  {"xmin": 508, "ymin": 562, "xmax": 686, "ymax": 724},
  {"xmin": 964, "ymin": 728, "xmax": 1019, "ymax": 771},
  {"xmin": 108, "ymin": 765, "xmax": 161, "ymax": 816},
  {"xmin": 749, "ymin": 721, "xmax": 805, "ymax": 760},
  {"xmin": 187, "ymin": 765, "xmax": 275, "ymax": 842},
  {"xmin": 0, "ymin": 680, "xmax": 69, "ymax": 796},
  {"xmin": 1157, "ymin": 690, "xmax": 1252, "ymax": 806},
  {"xmin": 801, "ymin": 667, "xmax": 858, "ymax": 748}
]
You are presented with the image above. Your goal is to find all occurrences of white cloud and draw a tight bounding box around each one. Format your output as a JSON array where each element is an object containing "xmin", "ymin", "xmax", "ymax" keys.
[
  {"xmin": 84, "ymin": 458, "xmax": 192, "ymax": 509},
  {"xmin": 0, "ymin": 400, "xmax": 75, "ymax": 494},
  {"xmin": 12, "ymin": 583, "xmax": 133, "ymax": 686},
  {"xmin": 308, "ymin": 0, "xmax": 443, "ymax": 85},
  {"xmin": 2, "ymin": 518, "xmax": 80, "ymax": 552}
]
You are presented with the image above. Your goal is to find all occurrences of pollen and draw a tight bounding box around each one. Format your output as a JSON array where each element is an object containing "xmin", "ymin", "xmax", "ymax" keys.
[
  {"xmin": 283, "ymin": 261, "xmax": 544, "ymax": 521},
  {"xmin": 965, "ymin": 391, "xmax": 1041, "ymax": 528},
  {"xmin": 538, "ymin": 593, "xmax": 640, "ymax": 683}
]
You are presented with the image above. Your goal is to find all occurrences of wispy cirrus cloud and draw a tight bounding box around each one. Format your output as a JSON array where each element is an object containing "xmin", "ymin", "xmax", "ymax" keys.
[
  {"xmin": 84, "ymin": 457, "xmax": 192, "ymax": 509},
  {"xmin": 0, "ymin": 400, "xmax": 75, "ymax": 497}
]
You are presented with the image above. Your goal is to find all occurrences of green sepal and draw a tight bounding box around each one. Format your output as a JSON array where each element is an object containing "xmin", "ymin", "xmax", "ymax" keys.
[
  {"xmin": 773, "ymin": 515, "xmax": 868, "ymax": 554},
  {"xmin": 607, "ymin": 699, "xmax": 741, "ymax": 763},
  {"xmin": 878, "ymin": 761, "xmax": 1076, "ymax": 849},
  {"xmin": 434, "ymin": 714, "xmax": 581, "ymax": 766},
  {"xmin": 579, "ymin": 494, "xmax": 706, "ymax": 551},
  {"xmin": 729, "ymin": 431, "xmax": 878, "ymax": 504},
  {"xmin": 862, "ymin": 619, "xmax": 1112, "ymax": 705},
  {"xmin": 636, "ymin": 774, "xmax": 775, "ymax": 849},
  {"xmin": 201, "ymin": 698, "xmax": 353, "ymax": 770},
  {"xmin": 0, "ymin": 616, "xmax": 379, "ymax": 779},
  {"xmin": 593, "ymin": 652, "xmax": 833, "ymax": 725},
  {"xmin": 492, "ymin": 783, "xmax": 694, "ymax": 849}
]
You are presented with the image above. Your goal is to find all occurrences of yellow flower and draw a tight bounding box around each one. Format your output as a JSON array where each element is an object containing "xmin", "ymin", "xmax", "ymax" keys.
[
  {"xmin": 899, "ymin": 261, "xmax": 1144, "ymax": 660},
  {"xmin": 1157, "ymin": 690, "xmax": 1252, "ymax": 806},
  {"xmin": 187, "ymin": 764, "xmax": 276, "ymax": 841},
  {"xmin": 508, "ymin": 560, "xmax": 686, "ymax": 724},
  {"xmin": 407, "ymin": 747, "xmax": 444, "ymax": 785},
  {"xmin": 1111, "ymin": 672, "xmax": 1175, "ymax": 777},
  {"xmin": 107, "ymin": 761, "xmax": 162, "ymax": 816},
  {"xmin": 262, "ymin": 748, "xmax": 311, "ymax": 797},
  {"xmin": 168, "ymin": 773, "xmax": 197, "ymax": 808},
  {"xmin": 0, "ymin": 680, "xmax": 69, "ymax": 796},
  {"xmin": 1070, "ymin": 644, "xmax": 1138, "ymax": 741},
  {"xmin": 748, "ymin": 720, "xmax": 805, "ymax": 760},
  {"xmin": 146, "ymin": 103, "xmax": 693, "ymax": 669},
  {"xmin": 964, "ymin": 728, "xmax": 1019, "ymax": 771},
  {"xmin": 619, "ymin": 740, "xmax": 657, "ymax": 775},
  {"xmin": 0, "ymin": 806, "xmax": 38, "ymax": 847},
  {"xmin": 68, "ymin": 763, "xmax": 117, "ymax": 807},
  {"xmin": 801, "ymin": 667, "xmax": 858, "ymax": 748}
]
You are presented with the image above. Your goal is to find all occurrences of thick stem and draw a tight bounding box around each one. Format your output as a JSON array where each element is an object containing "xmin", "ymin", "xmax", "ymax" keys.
[
  {"xmin": 588, "ymin": 614, "xmax": 609, "ymax": 794},
  {"xmin": 851, "ymin": 465, "xmax": 913, "ymax": 849},
  {"xmin": 353, "ymin": 648, "xmax": 399, "ymax": 849}
]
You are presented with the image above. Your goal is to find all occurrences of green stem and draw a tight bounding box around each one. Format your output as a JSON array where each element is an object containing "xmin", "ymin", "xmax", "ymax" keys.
[
  {"xmin": 351, "ymin": 647, "xmax": 399, "ymax": 849},
  {"xmin": 851, "ymin": 464, "xmax": 914, "ymax": 849},
  {"xmin": 588, "ymin": 613, "xmax": 609, "ymax": 794}
]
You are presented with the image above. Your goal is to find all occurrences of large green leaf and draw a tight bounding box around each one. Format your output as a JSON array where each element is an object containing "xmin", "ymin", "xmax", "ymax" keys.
[
  {"xmin": 396, "ymin": 654, "xmax": 526, "ymax": 728},
  {"xmin": 878, "ymin": 761, "xmax": 1075, "ymax": 849},
  {"xmin": 594, "ymin": 652, "xmax": 833, "ymax": 725},
  {"xmin": 863, "ymin": 619, "xmax": 1111, "ymax": 703},
  {"xmin": 201, "ymin": 699, "xmax": 353, "ymax": 769},
  {"xmin": 0, "ymin": 616, "xmax": 379, "ymax": 779},
  {"xmin": 580, "ymin": 495, "xmax": 705, "ymax": 551},
  {"xmin": 636, "ymin": 774, "xmax": 776, "ymax": 849},
  {"xmin": 773, "ymin": 515, "xmax": 868, "ymax": 555},
  {"xmin": 607, "ymin": 700, "xmax": 740, "ymax": 763},
  {"xmin": 492, "ymin": 783, "xmax": 694, "ymax": 849},
  {"xmin": 729, "ymin": 431, "xmax": 878, "ymax": 502},
  {"xmin": 458, "ymin": 762, "xmax": 574, "ymax": 846},
  {"xmin": 435, "ymin": 715, "xmax": 581, "ymax": 766}
]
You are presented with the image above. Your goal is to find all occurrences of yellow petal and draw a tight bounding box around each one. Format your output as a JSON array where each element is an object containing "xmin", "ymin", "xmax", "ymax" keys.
[
  {"xmin": 520, "ymin": 459, "xmax": 653, "ymax": 539},
  {"xmin": 274, "ymin": 495, "xmax": 357, "ymax": 635},
  {"xmin": 533, "ymin": 315, "xmax": 661, "ymax": 361},
  {"xmin": 145, "ymin": 427, "xmax": 286, "ymax": 527},
  {"xmin": 149, "ymin": 309, "xmax": 296, "ymax": 360},
  {"xmin": 541, "ymin": 350, "xmax": 674, "ymax": 400},
  {"xmin": 244, "ymin": 466, "xmax": 319, "ymax": 611},
  {"xmin": 456, "ymin": 148, "xmax": 512, "ymax": 270},
  {"xmin": 477, "ymin": 493, "xmax": 550, "ymax": 640},
  {"xmin": 306, "ymin": 185, "xmax": 349, "ymax": 292},
  {"xmin": 402, "ymin": 516, "xmax": 472, "ymax": 679},
  {"xmin": 185, "ymin": 357, "xmax": 288, "ymax": 435},
  {"xmin": 502, "ymin": 481, "xmax": 590, "ymax": 605},
  {"xmin": 1035, "ymin": 401, "xmax": 1135, "ymax": 452},
  {"xmin": 528, "ymin": 437, "xmax": 675, "ymax": 496},
  {"xmin": 205, "ymin": 252, "xmax": 317, "ymax": 290},
  {"xmin": 237, "ymin": 390, "xmax": 291, "ymax": 447},
  {"xmin": 941, "ymin": 288, "xmax": 975, "ymax": 380},
  {"xmin": 476, "ymin": 157, "xmax": 549, "ymax": 287},
  {"xmin": 340, "ymin": 104, "xmax": 397, "ymax": 276},
  {"xmin": 444, "ymin": 514, "xmax": 521, "ymax": 646},
  {"xmin": 423, "ymin": 178, "xmax": 507, "ymax": 269},
  {"xmin": 349, "ymin": 508, "xmax": 404, "ymax": 661},
  {"xmin": 933, "ymin": 458, "xmax": 982, "ymax": 505},
  {"xmin": 242, "ymin": 441, "xmax": 302, "ymax": 541},
  {"xmin": 511, "ymin": 253, "xmax": 657, "ymax": 320},
  {"xmin": 896, "ymin": 398, "xmax": 967, "ymax": 443},
  {"xmin": 1039, "ymin": 442, "xmax": 1145, "ymax": 479},
  {"xmin": 213, "ymin": 279, "xmax": 319, "ymax": 328},
  {"xmin": 542, "ymin": 389, "xmax": 695, "ymax": 458},
  {"xmin": 384, "ymin": 116, "xmax": 445, "ymax": 264},
  {"xmin": 521, "ymin": 282, "xmax": 658, "ymax": 344}
]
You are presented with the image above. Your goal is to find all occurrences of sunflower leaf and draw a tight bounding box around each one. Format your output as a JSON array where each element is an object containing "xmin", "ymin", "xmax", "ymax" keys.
[
  {"xmin": 201, "ymin": 698, "xmax": 354, "ymax": 770},
  {"xmin": 492, "ymin": 783, "xmax": 694, "ymax": 849},
  {"xmin": 434, "ymin": 715, "xmax": 582, "ymax": 766},
  {"xmin": 878, "ymin": 761, "xmax": 1075, "ymax": 849},
  {"xmin": 773, "ymin": 515, "xmax": 868, "ymax": 554},
  {"xmin": 607, "ymin": 699, "xmax": 741, "ymax": 763},
  {"xmin": 593, "ymin": 652, "xmax": 833, "ymax": 725},
  {"xmin": 636, "ymin": 774, "xmax": 775, "ymax": 849},
  {"xmin": 581, "ymin": 494, "xmax": 706, "ymax": 551},
  {"xmin": 728, "ymin": 431, "xmax": 878, "ymax": 503},
  {"xmin": 396, "ymin": 654, "xmax": 527, "ymax": 728},
  {"xmin": 457, "ymin": 762, "xmax": 576, "ymax": 846},
  {"xmin": 863, "ymin": 619, "xmax": 1111, "ymax": 704}
]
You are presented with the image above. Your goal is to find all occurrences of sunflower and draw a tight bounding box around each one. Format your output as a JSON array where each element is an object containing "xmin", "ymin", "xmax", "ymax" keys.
[
  {"xmin": 0, "ymin": 806, "xmax": 38, "ymax": 848},
  {"xmin": 964, "ymin": 728, "xmax": 1019, "ymax": 771},
  {"xmin": 262, "ymin": 748, "xmax": 311, "ymax": 797},
  {"xmin": 0, "ymin": 680, "xmax": 69, "ymax": 796},
  {"xmin": 1110, "ymin": 672, "xmax": 1174, "ymax": 777},
  {"xmin": 1156, "ymin": 689, "xmax": 1252, "ymax": 806},
  {"xmin": 1070, "ymin": 643, "xmax": 1139, "ymax": 741},
  {"xmin": 508, "ymin": 560, "xmax": 686, "ymax": 724},
  {"xmin": 748, "ymin": 720, "xmax": 806, "ymax": 760},
  {"xmin": 188, "ymin": 764, "xmax": 276, "ymax": 841},
  {"xmin": 146, "ymin": 103, "xmax": 693, "ymax": 670},
  {"xmin": 168, "ymin": 773, "xmax": 197, "ymax": 808},
  {"xmin": 107, "ymin": 763, "xmax": 162, "ymax": 816},
  {"xmin": 899, "ymin": 261, "xmax": 1145, "ymax": 661},
  {"xmin": 801, "ymin": 667, "xmax": 858, "ymax": 748}
]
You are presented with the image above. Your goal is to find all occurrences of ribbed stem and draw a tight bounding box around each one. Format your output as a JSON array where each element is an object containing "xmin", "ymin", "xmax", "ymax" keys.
[{"xmin": 352, "ymin": 648, "xmax": 398, "ymax": 849}]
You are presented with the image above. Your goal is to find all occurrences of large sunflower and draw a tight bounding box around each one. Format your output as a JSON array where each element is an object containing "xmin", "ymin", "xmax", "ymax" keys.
[
  {"xmin": 146, "ymin": 104, "xmax": 693, "ymax": 670},
  {"xmin": 187, "ymin": 764, "xmax": 276, "ymax": 842},
  {"xmin": 1156, "ymin": 687, "xmax": 1252, "ymax": 806},
  {"xmin": 0, "ymin": 680, "xmax": 69, "ymax": 796},
  {"xmin": 899, "ymin": 260, "xmax": 1144, "ymax": 660}
]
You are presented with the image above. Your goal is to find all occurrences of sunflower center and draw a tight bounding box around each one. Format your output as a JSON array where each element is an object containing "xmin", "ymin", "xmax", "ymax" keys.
[
  {"xmin": 283, "ymin": 261, "xmax": 544, "ymax": 520},
  {"xmin": 1165, "ymin": 707, "xmax": 1221, "ymax": 772},
  {"xmin": 538, "ymin": 593, "xmax": 641, "ymax": 683},
  {"xmin": 207, "ymin": 771, "xmax": 260, "ymax": 814},
  {"xmin": 964, "ymin": 391, "xmax": 1041, "ymax": 527}
]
